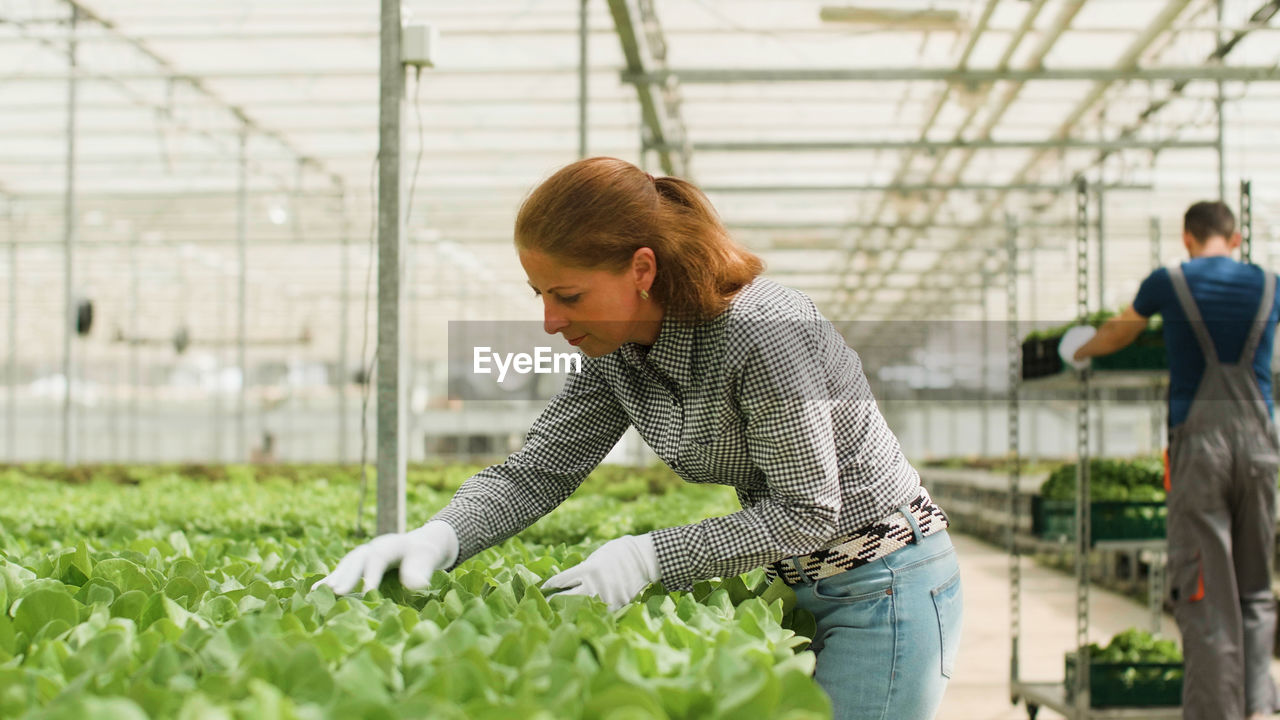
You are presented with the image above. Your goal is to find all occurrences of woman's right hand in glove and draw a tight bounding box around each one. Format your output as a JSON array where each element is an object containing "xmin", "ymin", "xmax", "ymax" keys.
[{"xmin": 311, "ymin": 520, "xmax": 459, "ymax": 594}]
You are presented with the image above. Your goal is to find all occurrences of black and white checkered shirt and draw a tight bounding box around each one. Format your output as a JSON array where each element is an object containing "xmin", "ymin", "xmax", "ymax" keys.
[{"xmin": 430, "ymin": 278, "xmax": 922, "ymax": 591}]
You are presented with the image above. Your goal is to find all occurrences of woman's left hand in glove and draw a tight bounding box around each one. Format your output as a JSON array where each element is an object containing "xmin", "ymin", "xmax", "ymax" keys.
[{"xmin": 540, "ymin": 533, "xmax": 660, "ymax": 611}]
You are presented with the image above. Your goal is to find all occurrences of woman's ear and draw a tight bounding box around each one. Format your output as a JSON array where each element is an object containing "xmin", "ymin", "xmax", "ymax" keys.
[{"xmin": 632, "ymin": 247, "xmax": 657, "ymax": 288}]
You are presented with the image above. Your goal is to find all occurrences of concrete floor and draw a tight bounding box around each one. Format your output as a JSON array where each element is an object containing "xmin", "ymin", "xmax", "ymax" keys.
[{"xmin": 937, "ymin": 533, "xmax": 1280, "ymax": 720}]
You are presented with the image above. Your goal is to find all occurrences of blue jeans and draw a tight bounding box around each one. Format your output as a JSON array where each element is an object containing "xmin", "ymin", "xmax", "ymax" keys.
[{"xmin": 788, "ymin": 522, "xmax": 963, "ymax": 720}]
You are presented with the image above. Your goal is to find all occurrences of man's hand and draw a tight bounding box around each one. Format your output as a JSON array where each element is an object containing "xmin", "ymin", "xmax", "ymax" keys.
[
  {"xmin": 1058, "ymin": 325, "xmax": 1097, "ymax": 370},
  {"xmin": 1073, "ymin": 305, "xmax": 1150, "ymax": 361},
  {"xmin": 540, "ymin": 534, "xmax": 660, "ymax": 611}
]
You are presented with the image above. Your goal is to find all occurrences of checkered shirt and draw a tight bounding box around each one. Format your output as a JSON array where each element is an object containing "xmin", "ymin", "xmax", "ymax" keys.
[{"xmin": 430, "ymin": 277, "xmax": 925, "ymax": 591}]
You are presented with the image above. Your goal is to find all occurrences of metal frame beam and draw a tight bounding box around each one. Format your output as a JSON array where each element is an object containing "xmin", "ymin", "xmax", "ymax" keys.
[
  {"xmin": 891, "ymin": 0, "xmax": 1280, "ymax": 316},
  {"xmin": 653, "ymin": 138, "xmax": 1220, "ymax": 153},
  {"xmin": 10, "ymin": 22, "xmax": 1280, "ymax": 41},
  {"xmin": 0, "ymin": 67, "xmax": 622, "ymax": 82},
  {"xmin": 605, "ymin": 0, "xmax": 690, "ymax": 176},
  {"xmin": 1078, "ymin": 1, "xmax": 1280, "ymax": 180},
  {"xmin": 703, "ymin": 182, "xmax": 1152, "ymax": 194},
  {"xmin": 729, "ymin": 220, "xmax": 1088, "ymax": 231},
  {"xmin": 833, "ymin": 0, "xmax": 1076, "ymax": 318},
  {"xmin": 55, "ymin": 2, "xmax": 345, "ymax": 191},
  {"xmin": 623, "ymin": 65, "xmax": 1280, "ymax": 84},
  {"xmin": 858, "ymin": 0, "xmax": 1199, "ymax": 318}
]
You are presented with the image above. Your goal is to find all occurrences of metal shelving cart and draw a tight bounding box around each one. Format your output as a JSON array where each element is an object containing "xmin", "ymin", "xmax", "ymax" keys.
[{"xmin": 1001, "ymin": 177, "xmax": 1253, "ymax": 719}]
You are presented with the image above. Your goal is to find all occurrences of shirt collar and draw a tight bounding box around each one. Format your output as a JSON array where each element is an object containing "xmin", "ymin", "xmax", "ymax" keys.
[{"xmin": 620, "ymin": 313, "xmax": 699, "ymax": 388}]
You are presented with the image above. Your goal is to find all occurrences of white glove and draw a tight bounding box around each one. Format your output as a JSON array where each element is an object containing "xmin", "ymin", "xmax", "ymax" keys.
[
  {"xmin": 540, "ymin": 534, "xmax": 660, "ymax": 611},
  {"xmin": 311, "ymin": 520, "xmax": 459, "ymax": 595},
  {"xmin": 1058, "ymin": 325, "xmax": 1097, "ymax": 371}
]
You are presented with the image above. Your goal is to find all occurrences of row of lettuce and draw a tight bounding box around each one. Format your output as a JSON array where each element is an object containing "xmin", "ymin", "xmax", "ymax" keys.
[
  {"xmin": 0, "ymin": 464, "xmax": 830, "ymax": 719},
  {"xmin": 4, "ymin": 460, "xmax": 1191, "ymax": 713},
  {"xmin": 926, "ymin": 455, "xmax": 1169, "ymax": 543}
]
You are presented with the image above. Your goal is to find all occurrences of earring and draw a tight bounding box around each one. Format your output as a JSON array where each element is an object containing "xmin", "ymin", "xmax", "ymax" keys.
[{"xmin": 640, "ymin": 289, "xmax": 650, "ymax": 300}]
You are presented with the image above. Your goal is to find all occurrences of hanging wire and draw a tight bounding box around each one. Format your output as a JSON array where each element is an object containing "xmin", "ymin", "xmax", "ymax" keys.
[
  {"xmin": 353, "ymin": 155, "xmax": 379, "ymax": 538},
  {"xmin": 406, "ymin": 67, "xmax": 426, "ymax": 231}
]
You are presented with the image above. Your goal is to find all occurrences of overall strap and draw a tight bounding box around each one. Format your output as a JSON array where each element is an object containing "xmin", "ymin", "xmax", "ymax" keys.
[
  {"xmin": 1239, "ymin": 269, "xmax": 1277, "ymax": 365},
  {"xmin": 1168, "ymin": 264, "xmax": 1220, "ymax": 366}
]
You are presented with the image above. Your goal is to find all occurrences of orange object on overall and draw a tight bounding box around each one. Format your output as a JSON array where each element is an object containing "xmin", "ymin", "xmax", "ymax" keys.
[
  {"xmin": 1164, "ymin": 448, "xmax": 1204, "ymax": 601},
  {"xmin": 1191, "ymin": 569, "xmax": 1205, "ymax": 602}
]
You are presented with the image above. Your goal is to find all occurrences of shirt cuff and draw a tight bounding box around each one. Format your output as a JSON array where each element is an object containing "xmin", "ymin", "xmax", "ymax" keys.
[
  {"xmin": 427, "ymin": 503, "xmax": 484, "ymax": 571},
  {"xmin": 649, "ymin": 524, "xmax": 701, "ymax": 591}
]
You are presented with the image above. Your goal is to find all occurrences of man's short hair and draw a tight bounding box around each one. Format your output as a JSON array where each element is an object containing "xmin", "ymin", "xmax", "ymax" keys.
[{"xmin": 1184, "ymin": 201, "xmax": 1236, "ymax": 243}]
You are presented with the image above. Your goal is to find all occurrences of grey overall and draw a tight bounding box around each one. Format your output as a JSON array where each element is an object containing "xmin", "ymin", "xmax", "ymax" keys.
[{"xmin": 1167, "ymin": 264, "xmax": 1279, "ymax": 719}]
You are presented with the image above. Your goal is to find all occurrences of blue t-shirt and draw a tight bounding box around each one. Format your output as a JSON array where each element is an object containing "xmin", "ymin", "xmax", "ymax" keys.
[{"xmin": 1132, "ymin": 256, "xmax": 1280, "ymax": 427}]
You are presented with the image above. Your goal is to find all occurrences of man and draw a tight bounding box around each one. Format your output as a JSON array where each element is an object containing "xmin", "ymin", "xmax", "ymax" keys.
[{"xmin": 1073, "ymin": 201, "xmax": 1280, "ymax": 720}]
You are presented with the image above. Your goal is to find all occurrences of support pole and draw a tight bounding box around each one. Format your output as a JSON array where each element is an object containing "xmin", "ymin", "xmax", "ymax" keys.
[
  {"xmin": 981, "ymin": 248, "xmax": 992, "ymax": 456},
  {"xmin": 1027, "ymin": 233, "xmax": 1038, "ymax": 465},
  {"xmin": 578, "ymin": 0, "xmax": 589, "ymax": 159},
  {"xmin": 405, "ymin": 233, "xmax": 416, "ymax": 463},
  {"xmin": 947, "ymin": 328, "xmax": 957, "ymax": 457},
  {"xmin": 1150, "ymin": 216, "xmax": 1162, "ymax": 269},
  {"xmin": 110, "ymin": 343, "xmax": 119, "ymax": 461},
  {"xmin": 1005, "ymin": 212, "xmax": 1021, "ymax": 690},
  {"xmin": 6, "ymin": 203, "xmax": 16, "ymax": 460},
  {"xmin": 1073, "ymin": 176, "xmax": 1092, "ymax": 711},
  {"xmin": 213, "ymin": 252, "xmax": 225, "ymax": 461},
  {"xmin": 1241, "ymin": 179, "xmax": 1253, "ymax": 264},
  {"xmin": 1150, "ymin": 217, "xmax": 1164, "ymax": 456},
  {"xmin": 338, "ymin": 189, "xmax": 351, "ymax": 463},
  {"xmin": 129, "ymin": 231, "xmax": 139, "ymax": 460},
  {"xmin": 1145, "ymin": 213, "xmax": 1170, "ymax": 635},
  {"xmin": 377, "ymin": 0, "xmax": 407, "ymax": 534},
  {"xmin": 1096, "ymin": 188, "xmax": 1106, "ymax": 311},
  {"xmin": 1216, "ymin": 0, "xmax": 1228, "ymax": 202},
  {"xmin": 1095, "ymin": 188, "xmax": 1106, "ymax": 459},
  {"xmin": 62, "ymin": 4, "xmax": 79, "ymax": 467},
  {"xmin": 236, "ymin": 127, "xmax": 249, "ymax": 461}
]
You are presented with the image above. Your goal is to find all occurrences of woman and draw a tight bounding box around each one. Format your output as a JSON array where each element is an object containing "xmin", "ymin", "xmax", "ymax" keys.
[{"xmin": 314, "ymin": 157, "xmax": 963, "ymax": 720}]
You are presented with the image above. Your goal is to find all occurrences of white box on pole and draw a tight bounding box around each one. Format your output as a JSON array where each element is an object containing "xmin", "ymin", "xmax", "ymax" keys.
[{"xmin": 401, "ymin": 23, "xmax": 438, "ymax": 67}]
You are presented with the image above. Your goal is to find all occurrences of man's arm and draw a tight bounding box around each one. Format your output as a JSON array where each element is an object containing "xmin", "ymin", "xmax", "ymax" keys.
[{"xmin": 1073, "ymin": 305, "xmax": 1150, "ymax": 360}]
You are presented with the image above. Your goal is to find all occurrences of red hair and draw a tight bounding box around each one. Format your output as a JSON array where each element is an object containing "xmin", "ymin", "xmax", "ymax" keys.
[{"xmin": 514, "ymin": 157, "xmax": 763, "ymax": 322}]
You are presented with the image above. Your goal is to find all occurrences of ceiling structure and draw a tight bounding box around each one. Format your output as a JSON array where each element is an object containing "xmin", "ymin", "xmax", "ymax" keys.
[{"xmin": 3, "ymin": 0, "xmax": 1280, "ymax": 377}]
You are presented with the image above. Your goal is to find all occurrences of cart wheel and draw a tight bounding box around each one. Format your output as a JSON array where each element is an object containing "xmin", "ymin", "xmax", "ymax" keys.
[{"xmin": 1026, "ymin": 703, "xmax": 1039, "ymax": 720}]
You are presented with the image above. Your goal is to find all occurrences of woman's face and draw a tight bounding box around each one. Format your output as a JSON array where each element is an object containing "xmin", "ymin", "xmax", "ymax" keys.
[{"xmin": 518, "ymin": 247, "xmax": 661, "ymax": 357}]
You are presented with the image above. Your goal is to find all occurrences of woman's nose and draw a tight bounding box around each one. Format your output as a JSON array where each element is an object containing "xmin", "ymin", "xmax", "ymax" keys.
[{"xmin": 543, "ymin": 303, "xmax": 569, "ymax": 335}]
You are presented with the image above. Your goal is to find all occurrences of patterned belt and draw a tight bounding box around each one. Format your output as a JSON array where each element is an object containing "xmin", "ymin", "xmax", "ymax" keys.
[{"xmin": 764, "ymin": 486, "xmax": 950, "ymax": 586}]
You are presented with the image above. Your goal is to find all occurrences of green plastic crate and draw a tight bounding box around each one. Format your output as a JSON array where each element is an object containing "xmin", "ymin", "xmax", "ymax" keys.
[
  {"xmin": 1032, "ymin": 497, "xmax": 1167, "ymax": 543},
  {"xmin": 1065, "ymin": 655, "xmax": 1183, "ymax": 708},
  {"xmin": 1092, "ymin": 329, "xmax": 1168, "ymax": 371},
  {"xmin": 1021, "ymin": 337, "xmax": 1064, "ymax": 379}
]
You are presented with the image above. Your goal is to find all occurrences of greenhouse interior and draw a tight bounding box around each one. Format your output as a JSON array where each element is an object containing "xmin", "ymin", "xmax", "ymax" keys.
[{"xmin": 4, "ymin": 0, "xmax": 1280, "ymax": 718}]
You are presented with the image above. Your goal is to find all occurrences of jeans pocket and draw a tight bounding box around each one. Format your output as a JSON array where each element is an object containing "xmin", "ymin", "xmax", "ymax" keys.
[
  {"xmin": 812, "ymin": 563, "xmax": 893, "ymax": 604},
  {"xmin": 931, "ymin": 568, "xmax": 963, "ymax": 679}
]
